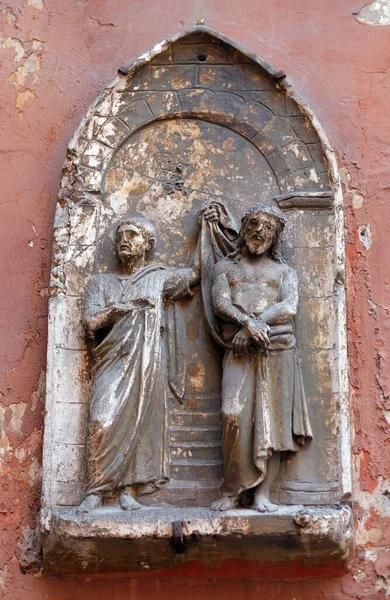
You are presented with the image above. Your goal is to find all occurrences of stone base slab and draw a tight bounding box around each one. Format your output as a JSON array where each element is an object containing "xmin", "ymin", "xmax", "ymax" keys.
[{"xmin": 42, "ymin": 504, "xmax": 354, "ymax": 574}]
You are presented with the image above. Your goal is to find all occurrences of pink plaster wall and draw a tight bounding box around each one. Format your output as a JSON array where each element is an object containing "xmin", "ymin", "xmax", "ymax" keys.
[{"xmin": 1, "ymin": 0, "xmax": 389, "ymax": 597}]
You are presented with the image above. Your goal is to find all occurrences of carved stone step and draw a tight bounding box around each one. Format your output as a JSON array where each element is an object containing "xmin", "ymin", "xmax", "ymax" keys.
[
  {"xmin": 160, "ymin": 479, "xmax": 221, "ymax": 490},
  {"xmin": 169, "ymin": 393, "xmax": 221, "ymax": 411},
  {"xmin": 172, "ymin": 458, "xmax": 223, "ymax": 466},
  {"xmin": 141, "ymin": 479, "xmax": 222, "ymax": 507},
  {"xmin": 170, "ymin": 459, "xmax": 223, "ymax": 481},
  {"xmin": 169, "ymin": 425, "xmax": 221, "ymax": 444},
  {"xmin": 169, "ymin": 411, "xmax": 221, "ymax": 428},
  {"xmin": 170, "ymin": 440, "xmax": 222, "ymax": 461}
]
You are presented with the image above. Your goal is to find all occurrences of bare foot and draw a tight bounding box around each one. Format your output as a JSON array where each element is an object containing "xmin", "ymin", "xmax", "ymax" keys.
[
  {"xmin": 119, "ymin": 491, "xmax": 142, "ymax": 511},
  {"xmin": 252, "ymin": 494, "xmax": 278, "ymax": 513},
  {"xmin": 76, "ymin": 493, "xmax": 101, "ymax": 513},
  {"xmin": 211, "ymin": 495, "xmax": 236, "ymax": 511}
]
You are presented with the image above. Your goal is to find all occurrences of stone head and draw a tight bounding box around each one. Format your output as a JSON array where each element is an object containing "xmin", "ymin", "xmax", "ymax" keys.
[
  {"xmin": 237, "ymin": 204, "xmax": 285, "ymax": 261},
  {"xmin": 115, "ymin": 215, "xmax": 156, "ymax": 265}
]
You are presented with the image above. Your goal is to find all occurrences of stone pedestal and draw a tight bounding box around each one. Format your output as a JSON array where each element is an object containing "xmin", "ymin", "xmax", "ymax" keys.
[{"xmin": 42, "ymin": 505, "xmax": 354, "ymax": 574}]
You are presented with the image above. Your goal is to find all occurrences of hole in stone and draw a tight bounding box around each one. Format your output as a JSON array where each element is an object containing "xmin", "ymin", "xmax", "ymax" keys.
[
  {"xmin": 358, "ymin": 223, "xmax": 372, "ymax": 249},
  {"xmin": 197, "ymin": 53, "xmax": 207, "ymax": 62}
]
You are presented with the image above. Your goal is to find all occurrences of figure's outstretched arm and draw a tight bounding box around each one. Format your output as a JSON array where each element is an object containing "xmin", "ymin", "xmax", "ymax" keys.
[
  {"xmin": 163, "ymin": 267, "xmax": 200, "ymax": 302},
  {"xmin": 260, "ymin": 267, "xmax": 299, "ymax": 325}
]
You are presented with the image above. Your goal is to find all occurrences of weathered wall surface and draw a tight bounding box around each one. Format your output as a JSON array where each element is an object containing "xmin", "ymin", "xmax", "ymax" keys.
[{"xmin": 0, "ymin": 0, "xmax": 389, "ymax": 598}]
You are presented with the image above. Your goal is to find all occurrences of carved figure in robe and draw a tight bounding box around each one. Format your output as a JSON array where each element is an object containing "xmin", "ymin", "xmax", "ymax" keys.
[
  {"xmin": 209, "ymin": 204, "xmax": 313, "ymax": 512},
  {"xmin": 77, "ymin": 215, "xmax": 200, "ymax": 512}
]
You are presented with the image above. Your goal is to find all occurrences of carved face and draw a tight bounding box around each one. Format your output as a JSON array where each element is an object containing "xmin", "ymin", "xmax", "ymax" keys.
[
  {"xmin": 243, "ymin": 212, "xmax": 280, "ymax": 256},
  {"xmin": 116, "ymin": 223, "xmax": 148, "ymax": 263}
]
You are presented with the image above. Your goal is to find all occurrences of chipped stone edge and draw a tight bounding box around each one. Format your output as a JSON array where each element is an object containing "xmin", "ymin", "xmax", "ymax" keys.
[
  {"xmin": 355, "ymin": 1, "xmax": 390, "ymax": 27},
  {"xmin": 53, "ymin": 504, "xmax": 352, "ymax": 539},
  {"xmin": 43, "ymin": 505, "xmax": 354, "ymax": 573},
  {"xmin": 41, "ymin": 26, "xmax": 352, "ymax": 534},
  {"xmin": 41, "ymin": 303, "xmax": 57, "ymax": 532},
  {"xmin": 307, "ymin": 103, "xmax": 351, "ymax": 502},
  {"xmin": 274, "ymin": 79, "xmax": 351, "ymax": 502}
]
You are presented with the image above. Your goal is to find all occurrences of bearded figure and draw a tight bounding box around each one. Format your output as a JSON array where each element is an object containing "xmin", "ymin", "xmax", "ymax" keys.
[{"xmin": 210, "ymin": 204, "xmax": 313, "ymax": 512}]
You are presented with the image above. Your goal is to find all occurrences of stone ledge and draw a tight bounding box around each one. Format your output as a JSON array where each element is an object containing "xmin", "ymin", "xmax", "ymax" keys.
[{"xmin": 42, "ymin": 504, "xmax": 354, "ymax": 574}]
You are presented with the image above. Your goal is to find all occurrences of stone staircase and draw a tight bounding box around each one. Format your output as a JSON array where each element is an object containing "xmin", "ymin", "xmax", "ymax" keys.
[{"xmin": 145, "ymin": 395, "xmax": 223, "ymax": 507}]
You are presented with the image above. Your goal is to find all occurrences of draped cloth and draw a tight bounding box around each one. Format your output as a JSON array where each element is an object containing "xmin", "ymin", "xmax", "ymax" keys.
[
  {"xmin": 219, "ymin": 328, "xmax": 312, "ymax": 497},
  {"xmin": 85, "ymin": 265, "xmax": 187, "ymax": 496},
  {"xmin": 194, "ymin": 200, "xmax": 239, "ymax": 346}
]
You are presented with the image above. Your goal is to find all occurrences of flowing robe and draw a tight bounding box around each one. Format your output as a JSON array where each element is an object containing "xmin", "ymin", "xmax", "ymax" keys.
[
  {"xmin": 82, "ymin": 204, "xmax": 239, "ymax": 499},
  {"xmin": 83, "ymin": 265, "xmax": 189, "ymax": 496},
  {"xmin": 210, "ymin": 259, "xmax": 313, "ymax": 498},
  {"xmin": 219, "ymin": 323, "xmax": 312, "ymax": 496}
]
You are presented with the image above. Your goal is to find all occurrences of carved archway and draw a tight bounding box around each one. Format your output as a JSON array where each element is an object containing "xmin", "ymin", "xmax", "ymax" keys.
[{"xmin": 42, "ymin": 27, "xmax": 350, "ymax": 519}]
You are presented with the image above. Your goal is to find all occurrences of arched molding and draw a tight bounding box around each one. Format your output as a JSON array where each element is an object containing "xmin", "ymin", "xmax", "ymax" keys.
[{"xmin": 42, "ymin": 26, "xmax": 350, "ymax": 530}]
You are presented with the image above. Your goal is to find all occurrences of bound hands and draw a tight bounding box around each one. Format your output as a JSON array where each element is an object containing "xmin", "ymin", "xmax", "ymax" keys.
[{"xmin": 232, "ymin": 317, "xmax": 270, "ymax": 357}]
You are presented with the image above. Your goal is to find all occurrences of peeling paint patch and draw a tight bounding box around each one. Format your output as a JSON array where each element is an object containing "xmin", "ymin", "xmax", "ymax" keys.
[
  {"xmin": 27, "ymin": 0, "xmax": 44, "ymax": 9},
  {"xmin": 3, "ymin": 38, "xmax": 44, "ymax": 116},
  {"xmin": 16, "ymin": 88, "xmax": 36, "ymax": 109},
  {"xmin": 368, "ymin": 297, "xmax": 378, "ymax": 319},
  {"xmin": 356, "ymin": 0, "xmax": 390, "ymax": 26},
  {"xmin": 0, "ymin": 406, "xmax": 10, "ymax": 466},
  {"xmin": 358, "ymin": 223, "xmax": 372, "ymax": 249},
  {"xmin": 0, "ymin": 6, "xmax": 18, "ymax": 25},
  {"xmin": 7, "ymin": 44, "xmax": 43, "ymax": 87},
  {"xmin": 340, "ymin": 167, "xmax": 364, "ymax": 209},
  {"xmin": 0, "ymin": 37, "xmax": 25, "ymax": 62}
]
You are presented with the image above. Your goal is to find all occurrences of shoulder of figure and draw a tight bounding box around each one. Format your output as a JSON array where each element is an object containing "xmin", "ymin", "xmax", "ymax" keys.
[
  {"xmin": 281, "ymin": 263, "xmax": 298, "ymax": 280},
  {"xmin": 213, "ymin": 258, "xmax": 234, "ymax": 277},
  {"xmin": 85, "ymin": 272, "xmax": 116, "ymax": 292}
]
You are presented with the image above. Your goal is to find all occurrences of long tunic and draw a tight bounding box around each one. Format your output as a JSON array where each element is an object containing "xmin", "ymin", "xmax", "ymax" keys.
[
  {"xmin": 84, "ymin": 265, "xmax": 182, "ymax": 496},
  {"xmin": 82, "ymin": 202, "xmax": 239, "ymax": 498},
  {"xmin": 212, "ymin": 258, "xmax": 313, "ymax": 497},
  {"xmin": 220, "ymin": 326, "xmax": 312, "ymax": 496}
]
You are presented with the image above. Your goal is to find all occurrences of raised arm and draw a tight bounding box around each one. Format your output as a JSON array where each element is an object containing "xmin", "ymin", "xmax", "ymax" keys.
[{"xmin": 260, "ymin": 267, "xmax": 298, "ymax": 325}]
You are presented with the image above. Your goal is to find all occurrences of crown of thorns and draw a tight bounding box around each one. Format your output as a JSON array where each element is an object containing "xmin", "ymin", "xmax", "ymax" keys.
[{"xmin": 241, "ymin": 203, "xmax": 286, "ymax": 227}]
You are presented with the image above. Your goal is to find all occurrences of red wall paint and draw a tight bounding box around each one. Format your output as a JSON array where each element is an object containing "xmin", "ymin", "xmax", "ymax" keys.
[{"xmin": 1, "ymin": 0, "xmax": 389, "ymax": 597}]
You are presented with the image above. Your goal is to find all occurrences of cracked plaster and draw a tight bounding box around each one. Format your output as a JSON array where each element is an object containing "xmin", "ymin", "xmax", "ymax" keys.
[
  {"xmin": 1, "ymin": 0, "xmax": 390, "ymax": 597},
  {"xmin": 356, "ymin": 0, "xmax": 390, "ymax": 26}
]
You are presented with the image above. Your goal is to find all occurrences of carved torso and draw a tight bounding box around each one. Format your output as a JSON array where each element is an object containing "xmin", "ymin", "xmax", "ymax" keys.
[{"xmin": 223, "ymin": 256, "xmax": 288, "ymax": 318}]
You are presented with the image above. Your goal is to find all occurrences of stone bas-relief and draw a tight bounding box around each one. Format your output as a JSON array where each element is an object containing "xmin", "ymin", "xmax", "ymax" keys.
[
  {"xmin": 78, "ymin": 203, "xmax": 312, "ymax": 515},
  {"xmin": 42, "ymin": 26, "xmax": 352, "ymax": 573},
  {"xmin": 78, "ymin": 206, "xmax": 236, "ymax": 512},
  {"xmin": 210, "ymin": 204, "xmax": 312, "ymax": 512}
]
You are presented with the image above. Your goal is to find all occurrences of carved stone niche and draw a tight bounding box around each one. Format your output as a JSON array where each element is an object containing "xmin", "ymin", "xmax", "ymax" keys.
[{"xmin": 41, "ymin": 26, "xmax": 354, "ymax": 574}]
